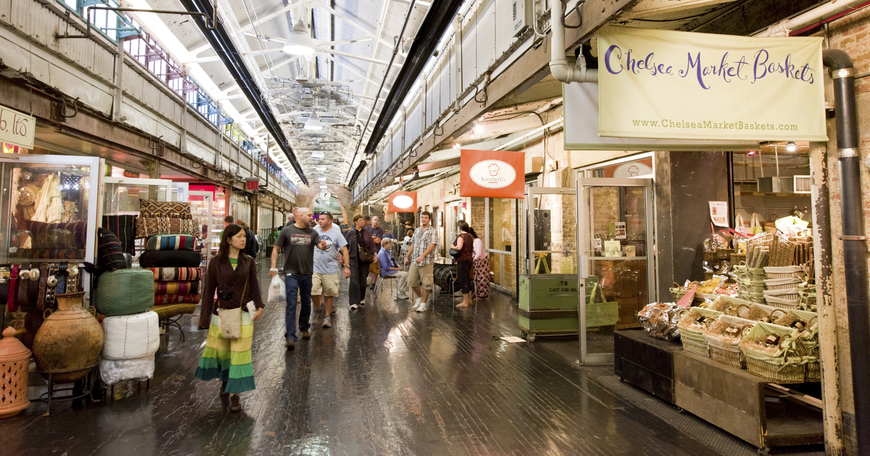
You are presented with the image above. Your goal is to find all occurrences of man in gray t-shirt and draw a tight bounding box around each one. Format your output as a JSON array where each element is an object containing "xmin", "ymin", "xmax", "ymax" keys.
[
  {"xmin": 271, "ymin": 208, "xmax": 328, "ymax": 349},
  {"xmin": 312, "ymin": 213, "xmax": 349, "ymax": 326}
]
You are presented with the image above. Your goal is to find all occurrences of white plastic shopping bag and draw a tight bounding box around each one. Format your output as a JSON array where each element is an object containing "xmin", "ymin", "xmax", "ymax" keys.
[{"xmin": 268, "ymin": 274, "xmax": 286, "ymax": 304}]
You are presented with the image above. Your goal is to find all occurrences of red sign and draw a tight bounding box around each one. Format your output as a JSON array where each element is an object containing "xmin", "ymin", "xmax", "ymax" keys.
[
  {"xmin": 123, "ymin": 171, "xmax": 138, "ymax": 178},
  {"xmin": 388, "ymin": 191, "xmax": 417, "ymax": 213},
  {"xmin": 459, "ymin": 149, "xmax": 525, "ymax": 199},
  {"xmin": 245, "ymin": 178, "xmax": 260, "ymax": 191}
]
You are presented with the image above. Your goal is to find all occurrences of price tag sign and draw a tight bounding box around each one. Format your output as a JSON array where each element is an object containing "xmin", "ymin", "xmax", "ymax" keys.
[{"xmin": 0, "ymin": 106, "xmax": 35, "ymax": 149}]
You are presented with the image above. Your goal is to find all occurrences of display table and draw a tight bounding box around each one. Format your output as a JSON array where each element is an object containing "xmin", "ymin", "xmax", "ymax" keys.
[
  {"xmin": 674, "ymin": 351, "xmax": 823, "ymax": 450},
  {"xmin": 614, "ymin": 329, "xmax": 682, "ymax": 404}
]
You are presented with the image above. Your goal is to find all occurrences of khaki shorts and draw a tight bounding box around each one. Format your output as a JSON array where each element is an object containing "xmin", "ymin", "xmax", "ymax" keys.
[
  {"xmin": 312, "ymin": 273, "xmax": 340, "ymax": 297},
  {"xmin": 407, "ymin": 263, "xmax": 434, "ymax": 290}
]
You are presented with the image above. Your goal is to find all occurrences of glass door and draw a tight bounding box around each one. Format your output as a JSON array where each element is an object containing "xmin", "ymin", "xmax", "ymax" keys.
[
  {"xmin": 576, "ymin": 177, "xmax": 656, "ymax": 364},
  {"xmin": 189, "ymin": 191, "xmax": 213, "ymax": 266},
  {"xmin": 526, "ymin": 188, "xmax": 577, "ymax": 274}
]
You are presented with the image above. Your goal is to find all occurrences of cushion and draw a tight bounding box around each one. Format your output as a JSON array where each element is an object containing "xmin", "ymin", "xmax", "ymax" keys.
[
  {"xmin": 95, "ymin": 269, "xmax": 155, "ymax": 316},
  {"xmin": 152, "ymin": 303, "xmax": 196, "ymax": 320},
  {"xmin": 147, "ymin": 267, "xmax": 203, "ymax": 282},
  {"xmin": 97, "ymin": 228, "xmax": 128, "ymax": 272},
  {"xmin": 155, "ymin": 294, "xmax": 201, "ymax": 305},
  {"xmin": 136, "ymin": 218, "xmax": 201, "ymax": 239},
  {"xmin": 146, "ymin": 235, "xmax": 197, "ymax": 251},
  {"xmin": 102, "ymin": 312, "xmax": 160, "ymax": 360},
  {"xmin": 24, "ymin": 221, "xmax": 87, "ymax": 249},
  {"xmin": 139, "ymin": 199, "xmax": 192, "ymax": 219},
  {"xmin": 154, "ymin": 281, "xmax": 200, "ymax": 296},
  {"xmin": 138, "ymin": 250, "xmax": 202, "ymax": 268}
]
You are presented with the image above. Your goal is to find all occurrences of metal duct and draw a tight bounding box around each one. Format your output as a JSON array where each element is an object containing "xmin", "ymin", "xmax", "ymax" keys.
[
  {"xmin": 348, "ymin": 160, "xmax": 367, "ymax": 188},
  {"xmin": 362, "ymin": 0, "xmax": 463, "ymax": 157},
  {"xmin": 179, "ymin": 0, "xmax": 308, "ymax": 186},
  {"xmin": 823, "ymin": 48, "xmax": 870, "ymax": 454}
]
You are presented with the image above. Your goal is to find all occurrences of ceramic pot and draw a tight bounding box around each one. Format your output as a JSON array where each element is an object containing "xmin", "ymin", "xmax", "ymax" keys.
[{"xmin": 32, "ymin": 292, "xmax": 103, "ymax": 383}]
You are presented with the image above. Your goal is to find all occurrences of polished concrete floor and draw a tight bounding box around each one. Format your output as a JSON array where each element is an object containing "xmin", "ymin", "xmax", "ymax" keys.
[{"xmin": 0, "ymin": 260, "xmax": 825, "ymax": 455}]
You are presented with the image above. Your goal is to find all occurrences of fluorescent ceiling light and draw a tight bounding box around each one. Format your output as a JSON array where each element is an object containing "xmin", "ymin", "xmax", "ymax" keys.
[
  {"xmin": 311, "ymin": 150, "xmax": 325, "ymax": 158},
  {"xmin": 304, "ymin": 112, "xmax": 324, "ymax": 130},
  {"xmin": 283, "ymin": 21, "xmax": 316, "ymax": 56},
  {"xmin": 315, "ymin": 165, "xmax": 326, "ymax": 171},
  {"xmin": 318, "ymin": 177, "xmax": 327, "ymax": 182}
]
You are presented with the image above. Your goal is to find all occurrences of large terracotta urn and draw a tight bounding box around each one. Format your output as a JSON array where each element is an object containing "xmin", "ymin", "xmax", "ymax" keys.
[{"xmin": 32, "ymin": 292, "xmax": 103, "ymax": 383}]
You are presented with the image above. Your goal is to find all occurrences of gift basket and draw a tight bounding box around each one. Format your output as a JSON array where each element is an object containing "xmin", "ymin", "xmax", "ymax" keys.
[
  {"xmin": 676, "ymin": 307, "xmax": 722, "ymax": 357},
  {"xmin": 732, "ymin": 302, "xmax": 788, "ymax": 323},
  {"xmin": 637, "ymin": 303, "xmax": 683, "ymax": 341},
  {"xmin": 774, "ymin": 309, "xmax": 820, "ymax": 381},
  {"xmin": 739, "ymin": 322, "xmax": 809, "ymax": 384},
  {"xmin": 705, "ymin": 315, "xmax": 756, "ymax": 368}
]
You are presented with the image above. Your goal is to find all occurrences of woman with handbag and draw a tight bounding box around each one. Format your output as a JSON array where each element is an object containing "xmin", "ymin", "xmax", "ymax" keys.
[
  {"xmin": 195, "ymin": 224, "xmax": 265, "ymax": 412},
  {"xmin": 451, "ymin": 221, "xmax": 475, "ymax": 308},
  {"xmin": 345, "ymin": 213, "xmax": 376, "ymax": 310},
  {"xmin": 469, "ymin": 227, "xmax": 490, "ymax": 300}
]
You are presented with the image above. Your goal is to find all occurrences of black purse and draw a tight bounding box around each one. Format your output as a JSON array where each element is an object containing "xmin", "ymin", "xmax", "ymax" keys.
[{"xmin": 449, "ymin": 248, "xmax": 460, "ymax": 258}]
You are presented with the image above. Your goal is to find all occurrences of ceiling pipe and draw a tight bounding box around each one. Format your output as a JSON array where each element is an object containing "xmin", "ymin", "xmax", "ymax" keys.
[
  {"xmin": 359, "ymin": 0, "xmax": 464, "ymax": 158},
  {"xmin": 550, "ymin": 0, "xmax": 598, "ymax": 84},
  {"xmin": 180, "ymin": 0, "xmax": 309, "ymax": 185},
  {"xmin": 754, "ymin": 0, "xmax": 869, "ymax": 36}
]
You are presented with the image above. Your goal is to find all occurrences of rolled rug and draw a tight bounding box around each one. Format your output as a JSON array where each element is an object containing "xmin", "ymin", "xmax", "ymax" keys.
[
  {"xmin": 147, "ymin": 267, "xmax": 203, "ymax": 282},
  {"xmin": 146, "ymin": 234, "xmax": 197, "ymax": 251},
  {"xmin": 155, "ymin": 294, "xmax": 201, "ymax": 305},
  {"xmin": 154, "ymin": 281, "xmax": 200, "ymax": 296},
  {"xmin": 139, "ymin": 250, "xmax": 201, "ymax": 268}
]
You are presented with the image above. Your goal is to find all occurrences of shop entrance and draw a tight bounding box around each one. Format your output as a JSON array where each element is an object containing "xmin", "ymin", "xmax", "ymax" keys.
[{"xmin": 577, "ymin": 177, "xmax": 656, "ymax": 364}]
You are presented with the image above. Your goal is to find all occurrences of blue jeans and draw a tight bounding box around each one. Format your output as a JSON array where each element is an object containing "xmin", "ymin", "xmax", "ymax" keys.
[{"xmin": 285, "ymin": 274, "xmax": 313, "ymax": 341}]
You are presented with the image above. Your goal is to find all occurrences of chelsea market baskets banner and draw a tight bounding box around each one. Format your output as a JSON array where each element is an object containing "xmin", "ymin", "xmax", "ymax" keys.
[{"xmin": 597, "ymin": 26, "xmax": 827, "ymax": 142}]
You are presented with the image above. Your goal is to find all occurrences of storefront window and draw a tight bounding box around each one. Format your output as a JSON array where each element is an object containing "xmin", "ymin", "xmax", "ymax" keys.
[{"xmin": 488, "ymin": 198, "xmax": 516, "ymax": 290}]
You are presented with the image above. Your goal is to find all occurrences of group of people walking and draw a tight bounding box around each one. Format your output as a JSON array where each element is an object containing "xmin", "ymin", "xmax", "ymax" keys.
[{"xmin": 193, "ymin": 206, "xmax": 490, "ymax": 412}]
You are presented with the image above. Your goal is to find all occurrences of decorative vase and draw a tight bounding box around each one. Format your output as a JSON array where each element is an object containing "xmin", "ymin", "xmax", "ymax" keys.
[
  {"xmin": 32, "ymin": 292, "xmax": 103, "ymax": 383},
  {"xmin": 0, "ymin": 326, "xmax": 31, "ymax": 418}
]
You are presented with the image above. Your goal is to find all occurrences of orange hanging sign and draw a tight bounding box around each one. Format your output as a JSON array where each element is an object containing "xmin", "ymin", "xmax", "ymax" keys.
[
  {"xmin": 388, "ymin": 191, "xmax": 417, "ymax": 213},
  {"xmin": 459, "ymin": 149, "xmax": 525, "ymax": 199}
]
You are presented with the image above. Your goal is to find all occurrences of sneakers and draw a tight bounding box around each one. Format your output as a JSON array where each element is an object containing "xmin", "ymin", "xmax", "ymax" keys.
[
  {"xmin": 416, "ymin": 302, "xmax": 427, "ymax": 313},
  {"xmin": 301, "ymin": 330, "xmax": 310, "ymax": 339},
  {"xmin": 229, "ymin": 394, "xmax": 242, "ymax": 412},
  {"xmin": 397, "ymin": 294, "xmax": 409, "ymax": 300},
  {"xmin": 285, "ymin": 339, "xmax": 295, "ymax": 351},
  {"xmin": 322, "ymin": 320, "xmax": 332, "ymax": 329},
  {"xmin": 411, "ymin": 297, "xmax": 422, "ymax": 311},
  {"xmin": 350, "ymin": 304, "xmax": 359, "ymax": 310}
]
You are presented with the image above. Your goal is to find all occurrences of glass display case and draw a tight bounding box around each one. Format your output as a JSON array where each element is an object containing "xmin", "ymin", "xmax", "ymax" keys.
[
  {"xmin": 189, "ymin": 191, "xmax": 214, "ymax": 265},
  {"xmin": 0, "ymin": 156, "xmax": 102, "ymax": 264},
  {"xmin": 102, "ymin": 177, "xmax": 173, "ymax": 261}
]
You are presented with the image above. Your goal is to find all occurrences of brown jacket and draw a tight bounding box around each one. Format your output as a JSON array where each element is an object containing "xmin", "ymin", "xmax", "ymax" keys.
[{"xmin": 198, "ymin": 253, "xmax": 265, "ymax": 330}]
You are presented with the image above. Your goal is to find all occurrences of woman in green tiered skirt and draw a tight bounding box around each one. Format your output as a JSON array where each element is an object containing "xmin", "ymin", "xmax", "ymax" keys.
[{"xmin": 195, "ymin": 223, "xmax": 264, "ymax": 412}]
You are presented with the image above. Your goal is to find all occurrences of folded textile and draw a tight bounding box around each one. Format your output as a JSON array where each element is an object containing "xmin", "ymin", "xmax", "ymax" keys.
[
  {"xmin": 98, "ymin": 228, "xmax": 128, "ymax": 273},
  {"xmin": 147, "ymin": 267, "xmax": 203, "ymax": 282},
  {"xmin": 102, "ymin": 215, "xmax": 137, "ymax": 255},
  {"xmin": 146, "ymin": 234, "xmax": 197, "ymax": 251},
  {"xmin": 154, "ymin": 280, "xmax": 200, "ymax": 296},
  {"xmin": 139, "ymin": 199, "xmax": 192, "ymax": 219},
  {"xmin": 136, "ymin": 217, "xmax": 201, "ymax": 239},
  {"xmin": 138, "ymin": 250, "xmax": 202, "ymax": 268},
  {"xmin": 155, "ymin": 293, "xmax": 201, "ymax": 305}
]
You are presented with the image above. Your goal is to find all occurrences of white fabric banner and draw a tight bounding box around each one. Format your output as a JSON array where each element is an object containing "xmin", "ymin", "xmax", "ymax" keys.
[{"xmin": 598, "ymin": 26, "xmax": 827, "ymax": 142}]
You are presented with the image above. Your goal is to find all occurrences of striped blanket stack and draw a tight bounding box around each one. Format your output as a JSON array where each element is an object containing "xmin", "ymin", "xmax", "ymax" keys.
[{"xmin": 148, "ymin": 266, "xmax": 203, "ymax": 305}]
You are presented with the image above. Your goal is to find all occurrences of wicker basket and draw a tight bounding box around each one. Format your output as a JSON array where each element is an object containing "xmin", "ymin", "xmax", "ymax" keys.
[
  {"xmin": 806, "ymin": 361, "xmax": 822, "ymax": 382},
  {"xmin": 671, "ymin": 282, "xmax": 688, "ymax": 302},
  {"xmin": 706, "ymin": 315, "xmax": 756, "ymax": 369},
  {"xmin": 739, "ymin": 322, "xmax": 808, "ymax": 384},
  {"xmin": 717, "ymin": 248, "xmax": 734, "ymax": 260},
  {"xmin": 745, "ymin": 356, "xmax": 807, "ymax": 384},
  {"xmin": 764, "ymin": 277, "xmax": 802, "ymax": 291},
  {"xmin": 763, "ymin": 266, "xmax": 803, "ymax": 280},
  {"xmin": 764, "ymin": 295, "xmax": 802, "ymax": 310},
  {"xmin": 677, "ymin": 307, "xmax": 722, "ymax": 357}
]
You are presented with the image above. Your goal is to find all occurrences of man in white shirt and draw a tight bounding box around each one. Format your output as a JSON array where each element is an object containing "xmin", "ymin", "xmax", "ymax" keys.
[{"xmin": 312, "ymin": 212, "xmax": 350, "ymax": 328}]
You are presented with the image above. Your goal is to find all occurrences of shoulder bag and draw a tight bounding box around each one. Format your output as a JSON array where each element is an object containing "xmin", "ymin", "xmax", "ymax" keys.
[
  {"xmin": 357, "ymin": 231, "xmax": 375, "ymax": 263},
  {"xmin": 218, "ymin": 261, "xmax": 248, "ymax": 339}
]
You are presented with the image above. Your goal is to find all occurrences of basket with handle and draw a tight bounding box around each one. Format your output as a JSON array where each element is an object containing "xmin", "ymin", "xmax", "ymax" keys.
[
  {"xmin": 763, "ymin": 265, "xmax": 803, "ymax": 280},
  {"xmin": 677, "ymin": 307, "xmax": 722, "ymax": 357},
  {"xmin": 739, "ymin": 321, "xmax": 810, "ymax": 384},
  {"xmin": 706, "ymin": 315, "xmax": 756, "ymax": 369}
]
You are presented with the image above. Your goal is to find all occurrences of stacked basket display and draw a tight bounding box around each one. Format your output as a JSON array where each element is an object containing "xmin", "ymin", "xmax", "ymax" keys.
[
  {"xmin": 705, "ymin": 315, "xmax": 756, "ymax": 368},
  {"xmin": 763, "ymin": 266, "xmax": 803, "ymax": 310},
  {"xmin": 676, "ymin": 307, "xmax": 722, "ymax": 357}
]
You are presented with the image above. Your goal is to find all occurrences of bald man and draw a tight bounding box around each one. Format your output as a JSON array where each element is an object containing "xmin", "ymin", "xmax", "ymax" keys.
[{"xmin": 271, "ymin": 207, "xmax": 328, "ymax": 350}]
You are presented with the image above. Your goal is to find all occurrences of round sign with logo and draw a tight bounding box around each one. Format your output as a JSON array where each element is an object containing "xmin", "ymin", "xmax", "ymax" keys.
[
  {"xmin": 469, "ymin": 159, "xmax": 516, "ymax": 189},
  {"xmin": 393, "ymin": 195, "xmax": 414, "ymax": 209}
]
